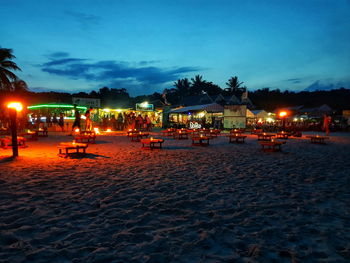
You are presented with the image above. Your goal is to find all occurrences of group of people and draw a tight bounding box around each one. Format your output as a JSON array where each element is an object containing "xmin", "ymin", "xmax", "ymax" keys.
[
  {"xmin": 71, "ymin": 107, "xmax": 154, "ymax": 132},
  {"xmin": 30, "ymin": 113, "xmax": 65, "ymax": 131},
  {"xmin": 101, "ymin": 112, "xmax": 153, "ymax": 131},
  {"xmin": 71, "ymin": 106, "xmax": 93, "ymax": 132}
]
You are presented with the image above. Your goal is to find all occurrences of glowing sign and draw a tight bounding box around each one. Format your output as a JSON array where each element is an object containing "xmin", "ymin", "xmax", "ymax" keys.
[
  {"xmin": 136, "ymin": 102, "xmax": 154, "ymax": 111},
  {"xmin": 189, "ymin": 122, "xmax": 201, "ymax": 129}
]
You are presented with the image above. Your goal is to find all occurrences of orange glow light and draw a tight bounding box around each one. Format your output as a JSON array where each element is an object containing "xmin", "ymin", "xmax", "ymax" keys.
[
  {"xmin": 94, "ymin": 127, "xmax": 100, "ymax": 134},
  {"xmin": 7, "ymin": 102, "xmax": 23, "ymax": 112},
  {"xmin": 75, "ymin": 128, "xmax": 80, "ymax": 133},
  {"xmin": 279, "ymin": 111, "xmax": 287, "ymax": 118}
]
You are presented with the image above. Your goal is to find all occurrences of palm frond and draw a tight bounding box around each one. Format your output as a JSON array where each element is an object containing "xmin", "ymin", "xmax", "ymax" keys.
[
  {"xmin": 0, "ymin": 48, "xmax": 16, "ymax": 61},
  {"xmin": 0, "ymin": 60, "xmax": 21, "ymax": 71}
]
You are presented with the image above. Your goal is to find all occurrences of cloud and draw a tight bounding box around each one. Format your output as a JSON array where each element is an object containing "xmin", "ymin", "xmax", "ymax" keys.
[
  {"xmin": 43, "ymin": 58, "xmax": 87, "ymax": 67},
  {"xmin": 286, "ymin": 78, "xmax": 302, "ymax": 84},
  {"xmin": 305, "ymin": 80, "xmax": 350, "ymax": 91},
  {"xmin": 64, "ymin": 10, "xmax": 100, "ymax": 29},
  {"xmin": 40, "ymin": 54, "xmax": 199, "ymax": 95},
  {"xmin": 49, "ymin": 52, "xmax": 70, "ymax": 58}
]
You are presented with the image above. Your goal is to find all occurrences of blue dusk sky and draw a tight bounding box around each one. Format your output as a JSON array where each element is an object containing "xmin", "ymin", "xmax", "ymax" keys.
[{"xmin": 1, "ymin": 0, "xmax": 350, "ymax": 95}]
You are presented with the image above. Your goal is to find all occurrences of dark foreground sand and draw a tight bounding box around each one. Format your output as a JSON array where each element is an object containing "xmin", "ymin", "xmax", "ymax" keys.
[{"xmin": 0, "ymin": 132, "xmax": 349, "ymax": 262}]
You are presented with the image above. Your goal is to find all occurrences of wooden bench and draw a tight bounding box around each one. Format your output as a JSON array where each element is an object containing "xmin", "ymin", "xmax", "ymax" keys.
[
  {"xmin": 74, "ymin": 134, "xmax": 96, "ymax": 144},
  {"xmin": 1, "ymin": 136, "xmax": 27, "ymax": 149},
  {"xmin": 57, "ymin": 142, "xmax": 88, "ymax": 157},
  {"xmin": 191, "ymin": 136, "xmax": 211, "ymax": 146},
  {"xmin": 306, "ymin": 135, "xmax": 329, "ymax": 144},
  {"xmin": 227, "ymin": 134, "xmax": 247, "ymax": 144},
  {"xmin": 259, "ymin": 140, "xmax": 285, "ymax": 152},
  {"xmin": 141, "ymin": 138, "xmax": 164, "ymax": 150}
]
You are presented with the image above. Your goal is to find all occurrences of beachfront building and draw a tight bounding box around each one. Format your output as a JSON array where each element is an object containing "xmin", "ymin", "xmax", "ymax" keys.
[
  {"xmin": 169, "ymin": 103, "xmax": 224, "ymax": 129},
  {"xmin": 223, "ymin": 105, "xmax": 248, "ymax": 129},
  {"xmin": 98, "ymin": 102, "xmax": 163, "ymax": 130},
  {"xmin": 167, "ymin": 92, "xmax": 256, "ymax": 129},
  {"xmin": 27, "ymin": 103, "xmax": 88, "ymax": 131}
]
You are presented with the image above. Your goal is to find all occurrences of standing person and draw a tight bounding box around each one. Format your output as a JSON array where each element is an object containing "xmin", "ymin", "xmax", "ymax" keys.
[
  {"xmin": 36, "ymin": 114, "xmax": 41, "ymax": 129},
  {"xmin": 136, "ymin": 114, "xmax": 143, "ymax": 130},
  {"xmin": 58, "ymin": 112, "xmax": 64, "ymax": 132},
  {"xmin": 85, "ymin": 107, "xmax": 93, "ymax": 131},
  {"xmin": 46, "ymin": 113, "xmax": 52, "ymax": 128},
  {"xmin": 130, "ymin": 113, "xmax": 136, "ymax": 130},
  {"xmin": 117, "ymin": 112, "xmax": 124, "ymax": 130},
  {"xmin": 323, "ymin": 114, "xmax": 331, "ymax": 136},
  {"xmin": 72, "ymin": 107, "xmax": 81, "ymax": 132},
  {"xmin": 52, "ymin": 113, "xmax": 58, "ymax": 127},
  {"xmin": 145, "ymin": 114, "xmax": 152, "ymax": 131},
  {"xmin": 110, "ymin": 115, "xmax": 117, "ymax": 130}
]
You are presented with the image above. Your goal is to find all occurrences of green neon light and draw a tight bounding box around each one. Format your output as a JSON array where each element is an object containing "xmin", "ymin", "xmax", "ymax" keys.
[{"xmin": 27, "ymin": 104, "xmax": 87, "ymax": 110}]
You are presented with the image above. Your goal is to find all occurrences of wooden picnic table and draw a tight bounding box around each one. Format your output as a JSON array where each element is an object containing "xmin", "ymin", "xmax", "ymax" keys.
[
  {"xmin": 74, "ymin": 134, "xmax": 96, "ymax": 143},
  {"xmin": 141, "ymin": 138, "xmax": 164, "ymax": 150},
  {"xmin": 161, "ymin": 129, "xmax": 176, "ymax": 136},
  {"xmin": 81, "ymin": 130, "xmax": 96, "ymax": 135},
  {"xmin": 173, "ymin": 131, "xmax": 189, "ymax": 140},
  {"xmin": 126, "ymin": 129, "xmax": 139, "ymax": 136},
  {"xmin": 306, "ymin": 135, "xmax": 329, "ymax": 144},
  {"xmin": 276, "ymin": 131, "xmax": 292, "ymax": 139},
  {"xmin": 257, "ymin": 133, "xmax": 276, "ymax": 141},
  {"xmin": 129, "ymin": 132, "xmax": 149, "ymax": 142},
  {"xmin": 230, "ymin": 129, "xmax": 244, "ymax": 135},
  {"xmin": 227, "ymin": 134, "xmax": 247, "ymax": 143},
  {"xmin": 1, "ymin": 136, "xmax": 27, "ymax": 149},
  {"xmin": 57, "ymin": 142, "xmax": 88, "ymax": 157},
  {"xmin": 259, "ymin": 140, "xmax": 286, "ymax": 152},
  {"xmin": 203, "ymin": 129, "xmax": 221, "ymax": 138},
  {"xmin": 251, "ymin": 128, "xmax": 263, "ymax": 134},
  {"xmin": 191, "ymin": 135, "xmax": 211, "ymax": 146}
]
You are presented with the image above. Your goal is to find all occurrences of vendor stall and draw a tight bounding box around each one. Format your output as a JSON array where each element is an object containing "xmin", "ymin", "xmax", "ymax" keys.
[{"xmin": 169, "ymin": 103, "xmax": 224, "ymax": 129}]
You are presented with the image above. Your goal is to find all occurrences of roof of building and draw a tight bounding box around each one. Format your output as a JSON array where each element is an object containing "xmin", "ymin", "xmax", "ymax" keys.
[
  {"xmin": 170, "ymin": 103, "xmax": 224, "ymax": 113},
  {"xmin": 180, "ymin": 94, "xmax": 213, "ymax": 106}
]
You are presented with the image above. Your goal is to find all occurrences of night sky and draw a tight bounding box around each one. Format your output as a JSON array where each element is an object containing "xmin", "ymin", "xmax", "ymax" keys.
[{"xmin": 1, "ymin": 0, "xmax": 350, "ymax": 95}]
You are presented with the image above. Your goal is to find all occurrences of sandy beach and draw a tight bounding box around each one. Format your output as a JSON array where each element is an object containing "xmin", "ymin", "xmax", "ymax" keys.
[{"xmin": 0, "ymin": 131, "xmax": 349, "ymax": 262}]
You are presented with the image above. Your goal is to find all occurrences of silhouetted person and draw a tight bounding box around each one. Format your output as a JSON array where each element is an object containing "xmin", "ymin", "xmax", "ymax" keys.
[
  {"xmin": 85, "ymin": 107, "xmax": 93, "ymax": 131},
  {"xmin": 58, "ymin": 112, "xmax": 64, "ymax": 132},
  {"xmin": 323, "ymin": 114, "xmax": 331, "ymax": 136},
  {"xmin": 72, "ymin": 107, "xmax": 81, "ymax": 131}
]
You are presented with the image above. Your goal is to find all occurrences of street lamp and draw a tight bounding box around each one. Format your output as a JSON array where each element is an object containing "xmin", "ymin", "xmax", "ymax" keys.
[
  {"xmin": 279, "ymin": 111, "xmax": 287, "ymax": 130},
  {"xmin": 7, "ymin": 102, "xmax": 23, "ymax": 157}
]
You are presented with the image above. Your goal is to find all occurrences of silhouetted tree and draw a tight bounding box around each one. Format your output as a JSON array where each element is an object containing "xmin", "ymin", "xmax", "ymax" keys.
[
  {"xmin": 174, "ymin": 78, "xmax": 191, "ymax": 99},
  {"xmin": 225, "ymin": 76, "xmax": 246, "ymax": 97},
  {"xmin": 0, "ymin": 48, "xmax": 23, "ymax": 91},
  {"xmin": 190, "ymin": 75, "xmax": 207, "ymax": 95}
]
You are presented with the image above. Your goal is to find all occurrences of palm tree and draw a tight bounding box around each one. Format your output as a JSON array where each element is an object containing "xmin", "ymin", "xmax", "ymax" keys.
[
  {"xmin": 0, "ymin": 48, "xmax": 22, "ymax": 91},
  {"xmin": 174, "ymin": 78, "xmax": 191, "ymax": 98},
  {"xmin": 225, "ymin": 76, "xmax": 246, "ymax": 96},
  {"xmin": 190, "ymin": 75, "xmax": 207, "ymax": 95}
]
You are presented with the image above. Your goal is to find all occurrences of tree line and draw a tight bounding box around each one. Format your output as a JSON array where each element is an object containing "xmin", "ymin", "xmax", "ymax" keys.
[{"xmin": 1, "ymin": 47, "xmax": 349, "ymax": 112}]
